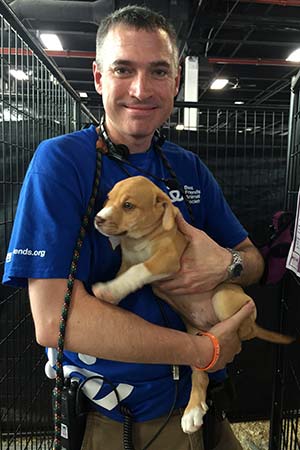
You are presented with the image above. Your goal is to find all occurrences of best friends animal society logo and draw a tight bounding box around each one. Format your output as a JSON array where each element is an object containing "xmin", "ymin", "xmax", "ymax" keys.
[
  {"xmin": 168, "ymin": 185, "xmax": 201, "ymax": 204},
  {"xmin": 6, "ymin": 247, "xmax": 46, "ymax": 262}
]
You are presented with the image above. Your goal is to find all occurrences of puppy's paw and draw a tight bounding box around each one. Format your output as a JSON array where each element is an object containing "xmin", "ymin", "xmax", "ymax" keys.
[
  {"xmin": 92, "ymin": 282, "xmax": 119, "ymax": 304},
  {"xmin": 181, "ymin": 402, "xmax": 208, "ymax": 434}
]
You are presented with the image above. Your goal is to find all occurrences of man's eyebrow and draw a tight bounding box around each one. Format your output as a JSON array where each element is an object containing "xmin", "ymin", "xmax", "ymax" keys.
[
  {"xmin": 110, "ymin": 59, "xmax": 171, "ymax": 68},
  {"xmin": 149, "ymin": 61, "xmax": 171, "ymax": 68},
  {"xmin": 111, "ymin": 59, "xmax": 132, "ymax": 66}
]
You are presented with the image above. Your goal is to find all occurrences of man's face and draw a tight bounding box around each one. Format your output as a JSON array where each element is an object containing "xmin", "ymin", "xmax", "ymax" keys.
[{"xmin": 93, "ymin": 25, "xmax": 181, "ymax": 149}]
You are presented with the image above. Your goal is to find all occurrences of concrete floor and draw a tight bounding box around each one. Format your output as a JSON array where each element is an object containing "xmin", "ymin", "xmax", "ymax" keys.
[
  {"xmin": 232, "ymin": 420, "xmax": 270, "ymax": 450},
  {"xmin": 1, "ymin": 422, "xmax": 270, "ymax": 450}
]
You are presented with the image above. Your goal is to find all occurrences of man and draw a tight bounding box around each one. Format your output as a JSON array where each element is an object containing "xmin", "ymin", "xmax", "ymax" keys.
[{"xmin": 3, "ymin": 5, "xmax": 264, "ymax": 450}]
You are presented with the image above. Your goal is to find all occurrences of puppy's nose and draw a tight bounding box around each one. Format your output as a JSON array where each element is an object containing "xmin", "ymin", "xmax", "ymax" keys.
[
  {"xmin": 95, "ymin": 215, "xmax": 106, "ymax": 226},
  {"xmin": 95, "ymin": 205, "xmax": 113, "ymax": 227}
]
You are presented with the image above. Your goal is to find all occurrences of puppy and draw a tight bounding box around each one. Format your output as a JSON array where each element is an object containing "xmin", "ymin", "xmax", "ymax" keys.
[{"xmin": 92, "ymin": 175, "xmax": 293, "ymax": 434}]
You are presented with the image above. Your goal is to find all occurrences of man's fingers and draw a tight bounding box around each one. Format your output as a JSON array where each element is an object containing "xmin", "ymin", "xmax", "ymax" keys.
[
  {"xmin": 175, "ymin": 212, "xmax": 195, "ymax": 236},
  {"xmin": 230, "ymin": 300, "xmax": 255, "ymax": 329}
]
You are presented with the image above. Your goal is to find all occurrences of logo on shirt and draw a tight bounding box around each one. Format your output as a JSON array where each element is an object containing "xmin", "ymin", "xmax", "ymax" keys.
[
  {"xmin": 45, "ymin": 348, "xmax": 134, "ymax": 411},
  {"xmin": 63, "ymin": 364, "xmax": 134, "ymax": 411},
  {"xmin": 184, "ymin": 185, "xmax": 201, "ymax": 204},
  {"xmin": 168, "ymin": 189, "xmax": 184, "ymax": 202},
  {"xmin": 6, "ymin": 252, "xmax": 12, "ymax": 263},
  {"xmin": 167, "ymin": 185, "xmax": 201, "ymax": 204},
  {"xmin": 6, "ymin": 248, "xmax": 46, "ymax": 262}
]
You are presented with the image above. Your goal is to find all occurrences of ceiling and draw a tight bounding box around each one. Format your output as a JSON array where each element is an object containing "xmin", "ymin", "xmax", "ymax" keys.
[{"xmin": 5, "ymin": 0, "xmax": 300, "ymax": 115}]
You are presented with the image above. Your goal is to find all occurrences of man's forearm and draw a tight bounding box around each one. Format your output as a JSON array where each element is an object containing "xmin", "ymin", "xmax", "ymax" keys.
[
  {"xmin": 29, "ymin": 278, "xmax": 255, "ymax": 371},
  {"xmin": 29, "ymin": 278, "xmax": 212, "ymax": 368}
]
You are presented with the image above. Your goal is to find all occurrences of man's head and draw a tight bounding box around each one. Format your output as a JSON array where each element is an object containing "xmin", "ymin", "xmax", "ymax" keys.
[
  {"xmin": 95, "ymin": 5, "xmax": 179, "ymax": 72},
  {"xmin": 93, "ymin": 6, "xmax": 181, "ymax": 152}
]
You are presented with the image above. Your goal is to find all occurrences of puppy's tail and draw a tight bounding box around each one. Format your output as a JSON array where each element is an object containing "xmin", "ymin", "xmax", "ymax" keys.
[{"xmin": 254, "ymin": 324, "xmax": 295, "ymax": 344}]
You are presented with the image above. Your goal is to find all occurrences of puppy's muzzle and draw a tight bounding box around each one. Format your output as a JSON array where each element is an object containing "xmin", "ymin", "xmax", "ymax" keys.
[
  {"xmin": 94, "ymin": 206, "xmax": 114, "ymax": 230},
  {"xmin": 95, "ymin": 215, "xmax": 106, "ymax": 227},
  {"xmin": 94, "ymin": 215, "xmax": 113, "ymax": 235},
  {"xmin": 94, "ymin": 207, "xmax": 125, "ymax": 236}
]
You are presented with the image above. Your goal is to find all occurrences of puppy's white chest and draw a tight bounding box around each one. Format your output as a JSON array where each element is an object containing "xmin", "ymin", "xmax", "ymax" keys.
[{"xmin": 123, "ymin": 240, "xmax": 152, "ymax": 264}]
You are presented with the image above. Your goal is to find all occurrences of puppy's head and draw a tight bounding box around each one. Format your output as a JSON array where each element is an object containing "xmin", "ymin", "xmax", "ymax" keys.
[{"xmin": 94, "ymin": 176, "xmax": 177, "ymax": 239}]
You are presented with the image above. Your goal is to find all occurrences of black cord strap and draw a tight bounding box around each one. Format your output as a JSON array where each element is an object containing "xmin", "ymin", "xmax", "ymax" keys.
[
  {"xmin": 154, "ymin": 144, "xmax": 195, "ymax": 225},
  {"xmin": 53, "ymin": 147, "xmax": 102, "ymax": 450}
]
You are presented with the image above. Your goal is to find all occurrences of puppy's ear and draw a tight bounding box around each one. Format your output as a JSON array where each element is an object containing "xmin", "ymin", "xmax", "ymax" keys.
[{"xmin": 156, "ymin": 192, "xmax": 177, "ymax": 231}]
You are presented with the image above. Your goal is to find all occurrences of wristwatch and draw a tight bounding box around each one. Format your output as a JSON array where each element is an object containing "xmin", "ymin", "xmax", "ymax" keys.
[{"xmin": 226, "ymin": 248, "xmax": 244, "ymax": 280}]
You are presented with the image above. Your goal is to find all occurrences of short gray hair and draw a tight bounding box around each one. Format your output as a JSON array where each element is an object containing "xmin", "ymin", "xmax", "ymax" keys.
[{"xmin": 96, "ymin": 5, "xmax": 179, "ymax": 70}]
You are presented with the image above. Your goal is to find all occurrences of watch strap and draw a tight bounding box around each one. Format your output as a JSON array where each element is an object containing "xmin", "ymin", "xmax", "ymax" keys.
[{"xmin": 226, "ymin": 248, "xmax": 243, "ymax": 280}]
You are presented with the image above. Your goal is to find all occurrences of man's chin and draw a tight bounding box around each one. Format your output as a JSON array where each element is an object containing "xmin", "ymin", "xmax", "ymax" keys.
[{"xmin": 123, "ymin": 118, "xmax": 162, "ymax": 137}]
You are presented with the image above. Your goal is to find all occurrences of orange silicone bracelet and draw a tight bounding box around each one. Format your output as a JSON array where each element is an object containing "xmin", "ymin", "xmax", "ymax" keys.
[{"xmin": 194, "ymin": 331, "xmax": 220, "ymax": 371}]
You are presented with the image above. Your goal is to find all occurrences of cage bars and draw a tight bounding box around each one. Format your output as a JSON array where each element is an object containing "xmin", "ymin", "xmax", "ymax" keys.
[{"xmin": 0, "ymin": 3, "xmax": 97, "ymax": 449}]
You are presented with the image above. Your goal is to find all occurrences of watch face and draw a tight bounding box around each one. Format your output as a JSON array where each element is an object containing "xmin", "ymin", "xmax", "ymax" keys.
[
  {"xmin": 233, "ymin": 263, "xmax": 243, "ymax": 277},
  {"xmin": 227, "ymin": 249, "xmax": 244, "ymax": 279}
]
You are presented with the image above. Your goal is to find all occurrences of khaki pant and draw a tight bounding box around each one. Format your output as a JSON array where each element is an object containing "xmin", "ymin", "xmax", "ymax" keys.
[{"xmin": 80, "ymin": 410, "xmax": 242, "ymax": 450}]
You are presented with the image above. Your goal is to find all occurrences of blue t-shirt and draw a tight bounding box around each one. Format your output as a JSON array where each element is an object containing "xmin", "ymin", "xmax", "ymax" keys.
[{"xmin": 2, "ymin": 125, "xmax": 247, "ymax": 422}]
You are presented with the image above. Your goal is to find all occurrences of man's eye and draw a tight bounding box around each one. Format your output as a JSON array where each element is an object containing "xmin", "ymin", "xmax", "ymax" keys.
[
  {"xmin": 123, "ymin": 201, "xmax": 135, "ymax": 210},
  {"xmin": 114, "ymin": 67, "xmax": 131, "ymax": 76},
  {"xmin": 153, "ymin": 69, "xmax": 168, "ymax": 78}
]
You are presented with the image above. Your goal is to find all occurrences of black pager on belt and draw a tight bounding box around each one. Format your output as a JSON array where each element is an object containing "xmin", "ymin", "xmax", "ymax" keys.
[{"xmin": 53, "ymin": 379, "xmax": 87, "ymax": 450}]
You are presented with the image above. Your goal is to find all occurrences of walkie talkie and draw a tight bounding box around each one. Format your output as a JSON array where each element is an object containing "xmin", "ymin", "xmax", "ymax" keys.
[{"xmin": 53, "ymin": 379, "xmax": 87, "ymax": 450}]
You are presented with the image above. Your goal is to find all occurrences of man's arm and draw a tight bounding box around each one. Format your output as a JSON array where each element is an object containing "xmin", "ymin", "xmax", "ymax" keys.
[
  {"xmin": 233, "ymin": 238, "xmax": 264, "ymax": 286},
  {"xmin": 28, "ymin": 277, "xmax": 255, "ymax": 371},
  {"xmin": 155, "ymin": 213, "xmax": 264, "ymax": 295}
]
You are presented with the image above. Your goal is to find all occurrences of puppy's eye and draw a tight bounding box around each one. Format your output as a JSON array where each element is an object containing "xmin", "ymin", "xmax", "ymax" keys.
[{"xmin": 123, "ymin": 201, "xmax": 135, "ymax": 210}]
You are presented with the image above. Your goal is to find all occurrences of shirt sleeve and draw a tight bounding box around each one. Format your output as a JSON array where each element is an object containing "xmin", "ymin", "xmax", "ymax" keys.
[
  {"xmin": 197, "ymin": 160, "xmax": 248, "ymax": 248},
  {"xmin": 3, "ymin": 135, "xmax": 96, "ymax": 287}
]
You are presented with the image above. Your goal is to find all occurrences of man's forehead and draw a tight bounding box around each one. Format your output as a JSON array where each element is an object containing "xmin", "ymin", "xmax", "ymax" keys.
[{"xmin": 102, "ymin": 25, "xmax": 174, "ymax": 58}]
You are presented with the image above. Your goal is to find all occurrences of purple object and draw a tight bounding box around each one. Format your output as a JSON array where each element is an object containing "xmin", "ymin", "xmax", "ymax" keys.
[{"xmin": 259, "ymin": 211, "xmax": 294, "ymax": 285}]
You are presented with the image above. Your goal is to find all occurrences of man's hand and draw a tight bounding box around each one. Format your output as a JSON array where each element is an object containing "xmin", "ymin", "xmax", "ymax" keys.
[
  {"xmin": 155, "ymin": 213, "xmax": 232, "ymax": 295},
  {"xmin": 202, "ymin": 300, "xmax": 255, "ymax": 371}
]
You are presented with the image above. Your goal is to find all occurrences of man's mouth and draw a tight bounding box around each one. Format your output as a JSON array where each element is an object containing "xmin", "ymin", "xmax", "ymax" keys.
[
  {"xmin": 126, "ymin": 105, "xmax": 156, "ymax": 109},
  {"xmin": 123, "ymin": 103, "xmax": 158, "ymax": 112}
]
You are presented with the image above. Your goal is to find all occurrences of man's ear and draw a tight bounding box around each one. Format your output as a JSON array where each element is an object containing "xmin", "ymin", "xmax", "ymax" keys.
[
  {"xmin": 156, "ymin": 193, "xmax": 176, "ymax": 231},
  {"xmin": 93, "ymin": 61, "xmax": 103, "ymax": 95}
]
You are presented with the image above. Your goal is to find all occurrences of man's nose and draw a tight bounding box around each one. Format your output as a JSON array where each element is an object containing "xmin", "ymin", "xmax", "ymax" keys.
[{"xmin": 129, "ymin": 73, "xmax": 152, "ymax": 99}]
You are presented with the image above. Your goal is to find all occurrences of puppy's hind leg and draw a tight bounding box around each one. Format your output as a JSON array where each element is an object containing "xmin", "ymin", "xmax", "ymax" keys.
[{"xmin": 181, "ymin": 370, "xmax": 209, "ymax": 434}]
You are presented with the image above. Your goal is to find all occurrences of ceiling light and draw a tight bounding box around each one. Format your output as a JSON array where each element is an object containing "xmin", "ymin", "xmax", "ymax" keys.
[
  {"xmin": 40, "ymin": 33, "xmax": 63, "ymax": 51},
  {"xmin": 2, "ymin": 108, "xmax": 22, "ymax": 121},
  {"xmin": 79, "ymin": 92, "xmax": 88, "ymax": 98},
  {"xmin": 210, "ymin": 78, "xmax": 229, "ymax": 90},
  {"xmin": 286, "ymin": 48, "xmax": 300, "ymax": 62},
  {"xmin": 9, "ymin": 69, "xmax": 28, "ymax": 81},
  {"xmin": 234, "ymin": 101, "xmax": 244, "ymax": 105}
]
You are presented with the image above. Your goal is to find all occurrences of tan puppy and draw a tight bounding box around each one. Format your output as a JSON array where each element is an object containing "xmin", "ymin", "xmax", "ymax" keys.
[{"xmin": 92, "ymin": 175, "xmax": 293, "ymax": 434}]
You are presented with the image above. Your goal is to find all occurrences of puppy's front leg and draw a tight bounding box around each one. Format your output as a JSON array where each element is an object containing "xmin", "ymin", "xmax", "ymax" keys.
[
  {"xmin": 181, "ymin": 369, "xmax": 209, "ymax": 434},
  {"xmin": 92, "ymin": 262, "xmax": 168, "ymax": 304}
]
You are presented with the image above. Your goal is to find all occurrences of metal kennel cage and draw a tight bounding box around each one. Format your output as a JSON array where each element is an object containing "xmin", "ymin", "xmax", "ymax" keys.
[
  {"xmin": 268, "ymin": 70, "xmax": 300, "ymax": 450},
  {"xmin": 0, "ymin": 1, "xmax": 97, "ymax": 449},
  {"xmin": 164, "ymin": 105, "xmax": 295, "ymax": 438}
]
